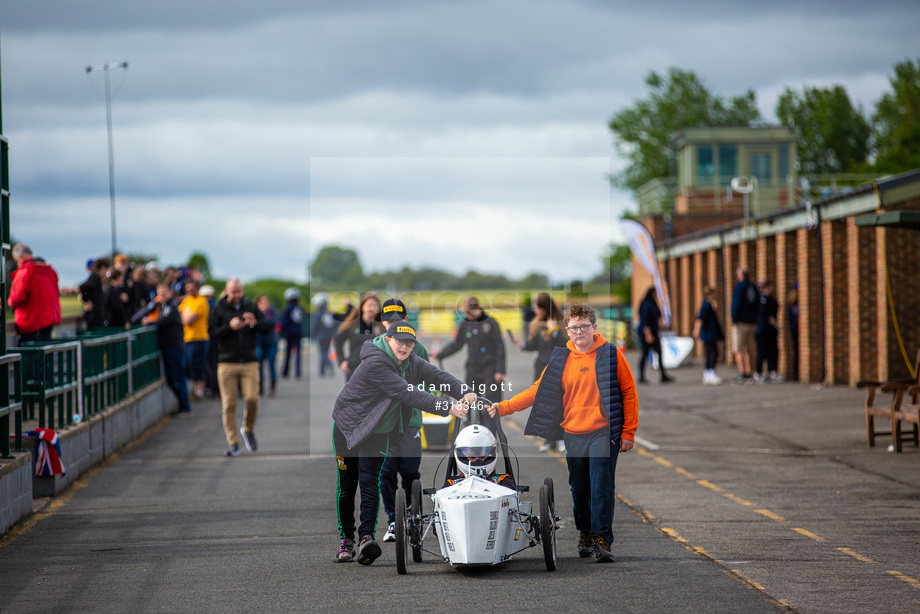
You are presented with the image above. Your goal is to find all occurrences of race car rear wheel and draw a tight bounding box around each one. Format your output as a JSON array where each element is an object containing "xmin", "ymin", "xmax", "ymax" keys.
[
  {"xmin": 539, "ymin": 481, "xmax": 557, "ymax": 571},
  {"xmin": 395, "ymin": 488, "xmax": 408, "ymax": 575},
  {"xmin": 410, "ymin": 479, "xmax": 423, "ymax": 562}
]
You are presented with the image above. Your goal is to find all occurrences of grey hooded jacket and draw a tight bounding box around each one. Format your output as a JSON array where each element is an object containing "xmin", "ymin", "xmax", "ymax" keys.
[{"xmin": 332, "ymin": 340, "xmax": 469, "ymax": 449}]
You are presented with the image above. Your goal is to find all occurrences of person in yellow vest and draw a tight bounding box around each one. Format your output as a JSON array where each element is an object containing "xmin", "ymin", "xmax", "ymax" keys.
[{"xmin": 180, "ymin": 278, "xmax": 210, "ymax": 401}]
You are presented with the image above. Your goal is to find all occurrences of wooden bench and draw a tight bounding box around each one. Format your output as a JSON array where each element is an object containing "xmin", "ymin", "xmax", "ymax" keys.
[
  {"xmin": 892, "ymin": 386, "xmax": 920, "ymax": 453},
  {"xmin": 857, "ymin": 349, "xmax": 920, "ymax": 449}
]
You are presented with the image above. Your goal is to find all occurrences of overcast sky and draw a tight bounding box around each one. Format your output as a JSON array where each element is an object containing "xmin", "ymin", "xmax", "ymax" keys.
[{"xmin": 3, "ymin": 1, "xmax": 918, "ymax": 286}]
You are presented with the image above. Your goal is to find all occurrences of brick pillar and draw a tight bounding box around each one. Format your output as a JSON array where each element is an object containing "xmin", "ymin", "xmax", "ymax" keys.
[
  {"xmin": 723, "ymin": 243, "xmax": 739, "ymax": 370},
  {"xmin": 679, "ymin": 255, "xmax": 692, "ymax": 337},
  {"xmin": 738, "ymin": 240, "xmax": 752, "ymax": 274},
  {"xmin": 755, "ymin": 236, "xmax": 776, "ymax": 286},
  {"xmin": 847, "ymin": 219, "xmax": 878, "ymax": 386},
  {"xmin": 797, "ymin": 227, "xmax": 823, "ymax": 383},
  {"xmin": 822, "ymin": 219, "xmax": 849, "ymax": 385},
  {"xmin": 775, "ymin": 231, "xmax": 798, "ymax": 379},
  {"xmin": 667, "ymin": 256, "xmax": 680, "ymax": 331},
  {"xmin": 691, "ymin": 251, "xmax": 704, "ymax": 355}
]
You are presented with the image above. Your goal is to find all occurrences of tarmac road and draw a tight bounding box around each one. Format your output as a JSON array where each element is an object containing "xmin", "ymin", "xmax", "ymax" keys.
[{"xmin": 2, "ymin": 338, "xmax": 917, "ymax": 613}]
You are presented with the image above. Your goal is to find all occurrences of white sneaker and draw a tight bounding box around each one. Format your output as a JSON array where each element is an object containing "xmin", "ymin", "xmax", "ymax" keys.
[
  {"xmin": 752, "ymin": 373, "xmax": 764, "ymax": 384},
  {"xmin": 383, "ymin": 522, "xmax": 396, "ymax": 543},
  {"xmin": 702, "ymin": 370, "xmax": 716, "ymax": 385},
  {"xmin": 768, "ymin": 373, "xmax": 784, "ymax": 383},
  {"xmin": 555, "ymin": 440, "xmax": 566, "ymax": 453},
  {"xmin": 539, "ymin": 442, "xmax": 553, "ymax": 452},
  {"xmin": 710, "ymin": 373, "xmax": 723, "ymax": 385}
]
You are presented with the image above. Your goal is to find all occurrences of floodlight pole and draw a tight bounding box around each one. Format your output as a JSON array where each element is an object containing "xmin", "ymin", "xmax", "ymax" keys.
[{"xmin": 86, "ymin": 61, "xmax": 128, "ymax": 261}]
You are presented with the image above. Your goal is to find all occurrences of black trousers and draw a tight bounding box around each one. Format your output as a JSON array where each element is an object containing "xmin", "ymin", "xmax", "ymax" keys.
[
  {"xmin": 639, "ymin": 336, "xmax": 667, "ymax": 380},
  {"xmin": 755, "ymin": 331, "xmax": 779, "ymax": 374},
  {"xmin": 704, "ymin": 340, "xmax": 719, "ymax": 370},
  {"xmin": 332, "ymin": 423, "xmax": 389, "ymax": 541}
]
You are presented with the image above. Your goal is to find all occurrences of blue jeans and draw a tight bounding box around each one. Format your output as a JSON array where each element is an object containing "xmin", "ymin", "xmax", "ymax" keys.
[
  {"xmin": 563, "ymin": 428, "xmax": 619, "ymax": 544},
  {"xmin": 185, "ymin": 340, "xmax": 208, "ymax": 382},
  {"xmin": 257, "ymin": 341, "xmax": 278, "ymax": 389},
  {"xmin": 316, "ymin": 332, "xmax": 334, "ymax": 376},
  {"xmin": 380, "ymin": 427, "xmax": 422, "ymax": 523},
  {"xmin": 162, "ymin": 347, "xmax": 190, "ymax": 412}
]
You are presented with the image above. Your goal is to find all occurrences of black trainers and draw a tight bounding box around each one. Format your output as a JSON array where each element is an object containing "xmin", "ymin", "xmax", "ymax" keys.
[
  {"xmin": 356, "ymin": 535, "xmax": 382, "ymax": 566},
  {"xmin": 223, "ymin": 443, "xmax": 240, "ymax": 457},
  {"xmin": 336, "ymin": 538, "xmax": 355, "ymax": 563},
  {"xmin": 577, "ymin": 531, "xmax": 593, "ymax": 558},
  {"xmin": 593, "ymin": 534, "xmax": 614, "ymax": 563},
  {"xmin": 240, "ymin": 427, "xmax": 257, "ymax": 452}
]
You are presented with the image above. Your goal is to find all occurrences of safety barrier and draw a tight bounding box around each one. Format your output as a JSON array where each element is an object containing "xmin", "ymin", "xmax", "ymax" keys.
[
  {"xmin": 0, "ymin": 353, "xmax": 23, "ymax": 458},
  {"xmin": 17, "ymin": 326, "xmax": 160, "ymax": 432}
]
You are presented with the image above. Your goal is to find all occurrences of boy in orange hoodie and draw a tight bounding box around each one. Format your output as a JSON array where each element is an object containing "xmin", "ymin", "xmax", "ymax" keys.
[{"xmin": 488, "ymin": 303, "xmax": 637, "ymax": 563}]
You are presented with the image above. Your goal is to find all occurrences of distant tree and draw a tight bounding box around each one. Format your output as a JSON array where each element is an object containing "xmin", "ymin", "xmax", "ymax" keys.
[
  {"xmin": 517, "ymin": 271, "xmax": 550, "ymax": 289},
  {"xmin": 309, "ymin": 245, "xmax": 366, "ymax": 288},
  {"xmin": 609, "ymin": 67, "xmax": 761, "ymax": 193},
  {"xmin": 245, "ymin": 278, "xmax": 307, "ymax": 310},
  {"xmin": 590, "ymin": 243, "xmax": 632, "ymax": 301},
  {"xmin": 123, "ymin": 251, "xmax": 158, "ymax": 268},
  {"xmin": 873, "ymin": 58, "xmax": 920, "ymax": 173},
  {"xmin": 187, "ymin": 252, "xmax": 212, "ymax": 280},
  {"xmin": 776, "ymin": 85, "xmax": 870, "ymax": 175}
]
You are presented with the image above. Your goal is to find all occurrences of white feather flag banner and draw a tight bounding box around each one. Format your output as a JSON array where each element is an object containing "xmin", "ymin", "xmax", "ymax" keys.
[{"xmin": 620, "ymin": 219, "xmax": 671, "ymax": 326}]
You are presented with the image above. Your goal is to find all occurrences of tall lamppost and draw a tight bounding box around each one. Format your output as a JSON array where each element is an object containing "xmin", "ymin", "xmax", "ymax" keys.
[{"xmin": 86, "ymin": 61, "xmax": 128, "ymax": 261}]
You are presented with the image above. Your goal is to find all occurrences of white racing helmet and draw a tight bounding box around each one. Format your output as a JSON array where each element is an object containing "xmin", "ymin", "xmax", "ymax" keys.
[
  {"xmin": 453, "ymin": 425, "xmax": 498, "ymax": 478},
  {"xmin": 284, "ymin": 287, "xmax": 302, "ymax": 301}
]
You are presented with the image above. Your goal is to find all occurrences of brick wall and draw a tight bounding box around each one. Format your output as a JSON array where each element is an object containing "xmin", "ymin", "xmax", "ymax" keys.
[
  {"xmin": 797, "ymin": 228, "xmax": 823, "ymax": 382},
  {"xmin": 822, "ymin": 219, "xmax": 849, "ymax": 385},
  {"xmin": 880, "ymin": 226, "xmax": 920, "ymax": 380},
  {"xmin": 679, "ymin": 255, "xmax": 692, "ymax": 337},
  {"xmin": 775, "ymin": 232, "xmax": 798, "ymax": 379},
  {"xmin": 723, "ymin": 244, "xmax": 739, "ymax": 369},
  {"xmin": 847, "ymin": 219, "xmax": 878, "ymax": 385}
]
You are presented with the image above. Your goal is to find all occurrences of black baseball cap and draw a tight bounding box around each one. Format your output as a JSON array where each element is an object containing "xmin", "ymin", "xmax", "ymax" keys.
[
  {"xmin": 387, "ymin": 321, "xmax": 417, "ymax": 341},
  {"xmin": 381, "ymin": 298, "xmax": 407, "ymax": 322}
]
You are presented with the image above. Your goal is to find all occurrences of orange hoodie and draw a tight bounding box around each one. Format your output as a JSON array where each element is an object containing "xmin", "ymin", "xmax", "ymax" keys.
[{"xmin": 498, "ymin": 333, "xmax": 638, "ymax": 440}]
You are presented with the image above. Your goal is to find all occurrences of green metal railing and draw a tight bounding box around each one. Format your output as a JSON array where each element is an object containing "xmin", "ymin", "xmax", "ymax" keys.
[
  {"xmin": 20, "ymin": 341, "xmax": 81, "ymax": 430},
  {"xmin": 0, "ymin": 353, "xmax": 22, "ymax": 457},
  {"xmin": 18, "ymin": 326, "xmax": 161, "ymax": 431}
]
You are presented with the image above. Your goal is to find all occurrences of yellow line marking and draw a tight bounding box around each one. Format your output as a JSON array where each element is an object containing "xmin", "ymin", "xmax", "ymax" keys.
[
  {"xmin": 660, "ymin": 528, "xmax": 687, "ymax": 543},
  {"xmin": 636, "ymin": 447, "xmax": 653, "ymax": 457},
  {"xmin": 727, "ymin": 569, "xmax": 765, "ymax": 591},
  {"xmin": 697, "ymin": 480, "xmax": 723, "ymax": 492},
  {"xmin": 723, "ymin": 493, "xmax": 754, "ymax": 506},
  {"xmin": 838, "ymin": 548, "xmax": 875, "ymax": 563},
  {"xmin": 792, "ymin": 528, "xmax": 826, "ymax": 542},
  {"xmin": 674, "ymin": 467, "xmax": 696, "ymax": 478},
  {"xmin": 887, "ymin": 571, "xmax": 920, "ymax": 589},
  {"xmin": 688, "ymin": 545, "xmax": 719, "ymax": 561},
  {"xmin": 653, "ymin": 456, "xmax": 674, "ymax": 467},
  {"xmin": 755, "ymin": 509, "xmax": 786, "ymax": 522},
  {"xmin": 504, "ymin": 420, "xmax": 522, "ymax": 432}
]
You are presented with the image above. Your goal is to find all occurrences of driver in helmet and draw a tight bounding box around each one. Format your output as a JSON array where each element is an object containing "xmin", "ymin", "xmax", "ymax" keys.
[{"xmin": 444, "ymin": 425, "xmax": 516, "ymax": 490}]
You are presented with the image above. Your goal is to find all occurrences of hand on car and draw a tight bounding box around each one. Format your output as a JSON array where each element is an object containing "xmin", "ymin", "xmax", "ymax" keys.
[
  {"xmin": 487, "ymin": 403, "xmax": 499, "ymax": 418},
  {"xmin": 449, "ymin": 402, "xmax": 468, "ymax": 419}
]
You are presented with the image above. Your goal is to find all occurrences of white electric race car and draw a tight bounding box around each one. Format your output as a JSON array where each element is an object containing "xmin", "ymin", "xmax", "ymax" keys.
[{"xmin": 392, "ymin": 402, "xmax": 558, "ymax": 574}]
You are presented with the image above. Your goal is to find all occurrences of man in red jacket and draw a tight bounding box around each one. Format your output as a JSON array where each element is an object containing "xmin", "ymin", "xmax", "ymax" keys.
[{"xmin": 8, "ymin": 244, "xmax": 61, "ymax": 344}]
